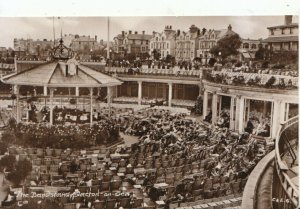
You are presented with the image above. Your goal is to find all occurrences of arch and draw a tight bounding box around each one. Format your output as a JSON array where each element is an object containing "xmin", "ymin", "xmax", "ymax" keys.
[{"xmin": 243, "ymin": 43, "xmax": 250, "ymax": 49}]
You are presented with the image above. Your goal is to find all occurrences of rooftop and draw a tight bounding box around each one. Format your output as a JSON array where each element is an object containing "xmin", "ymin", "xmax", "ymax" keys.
[
  {"xmin": 267, "ymin": 23, "xmax": 298, "ymax": 29},
  {"xmin": 263, "ymin": 36, "xmax": 299, "ymax": 43},
  {"xmin": 1, "ymin": 60, "xmax": 122, "ymax": 88}
]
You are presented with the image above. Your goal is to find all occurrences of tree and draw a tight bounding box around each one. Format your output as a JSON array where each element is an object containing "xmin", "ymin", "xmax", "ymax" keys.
[
  {"xmin": 255, "ymin": 47, "xmax": 267, "ymax": 60},
  {"xmin": 1, "ymin": 131, "xmax": 15, "ymax": 145},
  {"xmin": 152, "ymin": 49, "xmax": 161, "ymax": 60},
  {"xmin": 0, "ymin": 142, "xmax": 8, "ymax": 155},
  {"xmin": 210, "ymin": 33, "xmax": 242, "ymax": 59},
  {"xmin": 0, "ymin": 155, "xmax": 16, "ymax": 171}
]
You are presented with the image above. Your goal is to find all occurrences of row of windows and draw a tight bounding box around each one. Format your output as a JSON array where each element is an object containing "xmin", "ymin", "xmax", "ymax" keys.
[
  {"xmin": 270, "ymin": 27, "xmax": 294, "ymax": 35},
  {"xmin": 176, "ymin": 51, "xmax": 194, "ymax": 57},
  {"xmin": 150, "ymin": 42, "xmax": 169, "ymax": 49},
  {"xmin": 123, "ymin": 40, "xmax": 149, "ymax": 45}
]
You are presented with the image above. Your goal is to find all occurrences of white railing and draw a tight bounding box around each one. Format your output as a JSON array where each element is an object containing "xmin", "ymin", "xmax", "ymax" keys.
[{"xmin": 275, "ymin": 116, "xmax": 299, "ymax": 207}]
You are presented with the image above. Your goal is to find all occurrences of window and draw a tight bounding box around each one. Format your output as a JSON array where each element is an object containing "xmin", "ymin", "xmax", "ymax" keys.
[
  {"xmin": 281, "ymin": 29, "xmax": 285, "ymax": 35},
  {"xmin": 167, "ymin": 43, "xmax": 169, "ymax": 49},
  {"xmin": 270, "ymin": 29, "xmax": 274, "ymax": 35},
  {"xmin": 290, "ymin": 28, "xmax": 293, "ymax": 34},
  {"xmin": 156, "ymin": 37, "xmax": 158, "ymax": 41}
]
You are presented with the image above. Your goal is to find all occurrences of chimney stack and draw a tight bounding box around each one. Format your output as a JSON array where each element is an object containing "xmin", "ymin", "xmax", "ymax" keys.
[
  {"xmin": 152, "ymin": 31, "xmax": 156, "ymax": 35},
  {"xmin": 129, "ymin": 30, "xmax": 132, "ymax": 34},
  {"xmin": 284, "ymin": 15, "xmax": 293, "ymax": 25},
  {"xmin": 95, "ymin": 35, "xmax": 97, "ymax": 41},
  {"xmin": 122, "ymin": 31, "xmax": 125, "ymax": 36},
  {"xmin": 135, "ymin": 31, "xmax": 138, "ymax": 34},
  {"xmin": 142, "ymin": 31, "xmax": 145, "ymax": 35}
]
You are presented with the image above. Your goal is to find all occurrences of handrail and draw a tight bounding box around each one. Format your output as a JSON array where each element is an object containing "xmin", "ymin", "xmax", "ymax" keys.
[{"xmin": 275, "ymin": 115, "xmax": 299, "ymax": 207}]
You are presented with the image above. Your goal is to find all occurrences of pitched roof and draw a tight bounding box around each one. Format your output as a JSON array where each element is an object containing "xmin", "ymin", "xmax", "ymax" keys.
[
  {"xmin": 1, "ymin": 61, "xmax": 122, "ymax": 87},
  {"xmin": 263, "ymin": 36, "xmax": 298, "ymax": 43}
]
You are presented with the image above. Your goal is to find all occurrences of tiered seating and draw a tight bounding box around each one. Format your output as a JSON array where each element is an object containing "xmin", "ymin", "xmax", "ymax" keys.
[{"xmin": 3, "ymin": 109, "xmax": 269, "ymax": 209}]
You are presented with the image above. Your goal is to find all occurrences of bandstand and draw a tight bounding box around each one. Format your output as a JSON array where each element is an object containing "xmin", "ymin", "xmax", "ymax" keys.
[{"xmin": 1, "ymin": 39, "xmax": 122, "ymax": 126}]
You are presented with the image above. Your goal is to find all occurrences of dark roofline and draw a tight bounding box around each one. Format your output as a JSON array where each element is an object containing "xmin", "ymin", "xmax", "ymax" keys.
[{"xmin": 267, "ymin": 23, "xmax": 298, "ymax": 29}]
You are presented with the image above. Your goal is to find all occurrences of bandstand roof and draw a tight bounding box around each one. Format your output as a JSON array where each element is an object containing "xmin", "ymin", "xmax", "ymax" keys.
[
  {"xmin": 1, "ymin": 61, "xmax": 122, "ymax": 87},
  {"xmin": 2, "ymin": 38, "xmax": 122, "ymax": 88}
]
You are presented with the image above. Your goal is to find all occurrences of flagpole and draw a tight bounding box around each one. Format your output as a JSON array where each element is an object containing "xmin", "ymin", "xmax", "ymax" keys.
[
  {"xmin": 107, "ymin": 16, "xmax": 110, "ymax": 59},
  {"xmin": 53, "ymin": 17, "xmax": 56, "ymax": 47}
]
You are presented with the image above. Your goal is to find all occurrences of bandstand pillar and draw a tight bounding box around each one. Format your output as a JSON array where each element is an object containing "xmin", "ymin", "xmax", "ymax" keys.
[
  {"xmin": 229, "ymin": 97, "xmax": 235, "ymax": 130},
  {"xmin": 15, "ymin": 85, "xmax": 20, "ymax": 123},
  {"xmin": 238, "ymin": 97, "xmax": 245, "ymax": 134},
  {"xmin": 49, "ymin": 88, "xmax": 54, "ymax": 125},
  {"xmin": 168, "ymin": 83, "xmax": 173, "ymax": 107},
  {"xmin": 285, "ymin": 103, "xmax": 290, "ymax": 121},
  {"xmin": 107, "ymin": 86, "xmax": 112, "ymax": 116},
  {"xmin": 235, "ymin": 96, "xmax": 245, "ymax": 134},
  {"xmin": 202, "ymin": 90, "xmax": 208, "ymax": 118},
  {"xmin": 138, "ymin": 81, "xmax": 142, "ymax": 105},
  {"xmin": 271, "ymin": 100, "xmax": 281, "ymax": 139},
  {"xmin": 43, "ymin": 86, "xmax": 47, "ymax": 96},
  {"xmin": 211, "ymin": 93, "xmax": 218, "ymax": 125},
  {"xmin": 75, "ymin": 86, "xmax": 79, "ymax": 97},
  {"xmin": 279, "ymin": 101, "xmax": 286, "ymax": 123},
  {"xmin": 90, "ymin": 88, "xmax": 93, "ymax": 127}
]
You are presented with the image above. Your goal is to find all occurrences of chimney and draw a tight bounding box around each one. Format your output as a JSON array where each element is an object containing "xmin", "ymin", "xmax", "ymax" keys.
[
  {"xmin": 135, "ymin": 31, "xmax": 138, "ymax": 34},
  {"xmin": 170, "ymin": 25, "xmax": 172, "ymax": 29},
  {"xmin": 177, "ymin": 30, "xmax": 180, "ymax": 36},
  {"xmin": 152, "ymin": 31, "xmax": 156, "ymax": 35},
  {"xmin": 122, "ymin": 31, "xmax": 125, "ymax": 36},
  {"xmin": 142, "ymin": 31, "xmax": 145, "ymax": 35},
  {"xmin": 285, "ymin": 15, "xmax": 293, "ymax": 25},
  {"xmin": 95, "ymin": 35, "xmax": 97, "ymax": 41},
  {"xmin": 228, "ymin": 24, "xmax": 232, "ymax": 31},
  {"xmin": 129, "ymin": 30, "xmax": 132, "ymax": 34}
]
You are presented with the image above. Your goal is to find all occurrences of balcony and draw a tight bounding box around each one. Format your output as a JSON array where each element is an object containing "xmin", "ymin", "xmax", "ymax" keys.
[
  {"xmin": 103, "ymin": 67, "xmax": 202, "ymax": 82},
  {"xmin": 274, "ymin": 116, "xmax": 298, "ymax": 208},
  {"xmin": 202, "ymin": 69, "xmax": 298, "ymax": 90},
  {"xmin": 242, "ymin": 116, "xmax": 298, "ymax": 209}
]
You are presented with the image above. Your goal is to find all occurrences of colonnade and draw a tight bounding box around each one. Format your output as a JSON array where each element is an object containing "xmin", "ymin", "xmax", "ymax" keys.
[{"xmin": 202, "ymin": 89, "xmax": 291, "ymax": 139}]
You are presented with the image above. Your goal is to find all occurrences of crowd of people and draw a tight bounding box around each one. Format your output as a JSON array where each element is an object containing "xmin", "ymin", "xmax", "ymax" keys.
[
  {"xmin": 1, "ymin": 107, "xmax": 271, "ymax": 209},
  {"xmin": 205, "ymin": 70, "xmax": 297, "ymax": 89}
]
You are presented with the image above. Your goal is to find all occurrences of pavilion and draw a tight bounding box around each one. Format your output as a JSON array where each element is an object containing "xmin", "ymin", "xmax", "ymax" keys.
[{"xmin": 1, "ymin": 39, "xmax": 122, "ymax": 126}]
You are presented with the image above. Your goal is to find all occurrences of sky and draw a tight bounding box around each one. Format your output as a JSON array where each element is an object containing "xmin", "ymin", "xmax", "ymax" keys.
[{"xmin": 0, "ymin": 16, "xmax": 298, "ymax": 48}]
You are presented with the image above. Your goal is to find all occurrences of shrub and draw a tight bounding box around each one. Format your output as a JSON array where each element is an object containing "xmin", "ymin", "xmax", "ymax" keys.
[
  {"xmin": 0, "ymin": 155, "xmax": 16, "ymax": 171},
  {"xmin": 1, "ymin": 131, "xmax": 15, "ymax": 145},
  {"xmin": 0, "ymin": 141, "xmax": 8, "ymax": 155},
  {"xmin": 265, "ymin": 76, "xmax": 276, "ymax": 88}
]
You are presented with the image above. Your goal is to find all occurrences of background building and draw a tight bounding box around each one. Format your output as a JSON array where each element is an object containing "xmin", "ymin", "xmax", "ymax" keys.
[
  {"xmin": 175, "ymin": 25, "xmax": 201, "ymax": 62},
  {"xmin": 264, "ymin": 15, "xmax": 298, "ymax": 51},
  {"xmin": 197, "ymin": 25, "xmax": 236, "ymax": 65},
  {"xmin": 113, "ymin": 30, "xmax": 152, "ymax": 59},
  {"xmin": 150, "ymin": 25, "xmax": 177, "ymax": 59},
  {"xmin": 239, "ymin": 38, "xmax": 266, "ymax": 61}
]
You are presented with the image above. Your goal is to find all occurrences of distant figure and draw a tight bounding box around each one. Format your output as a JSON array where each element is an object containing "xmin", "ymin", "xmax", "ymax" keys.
[{"xmin": 245, "ymin": 120, "xmax": 254, "ymax": 134}]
